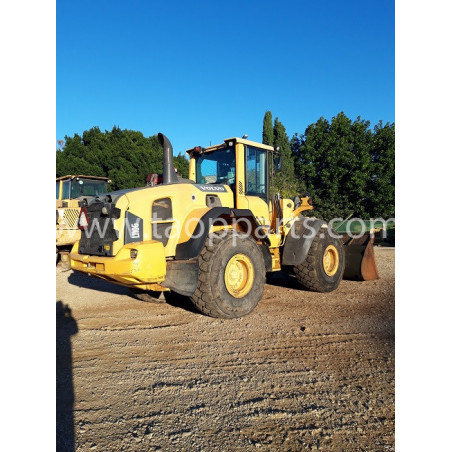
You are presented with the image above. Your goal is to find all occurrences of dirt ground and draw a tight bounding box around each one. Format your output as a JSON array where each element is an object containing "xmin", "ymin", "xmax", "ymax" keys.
[{"xmin": 56, "ymin": 247, "xmax": 394, "ymax": 452}]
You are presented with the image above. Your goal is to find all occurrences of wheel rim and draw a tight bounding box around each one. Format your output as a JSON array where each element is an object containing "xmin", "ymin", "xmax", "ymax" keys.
[
  {"xmin": 323, "ymin": 245, "xmax": 340, "ymax": 277},
  {"xmin": 224, "ymin": 253, "xmax": 254, "ymax": 298}
]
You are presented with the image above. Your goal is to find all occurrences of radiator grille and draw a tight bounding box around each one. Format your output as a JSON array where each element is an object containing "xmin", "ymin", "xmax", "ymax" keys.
[{"xmin": 78, "ymin": 202, "xmax": 119, "ymax": 256}]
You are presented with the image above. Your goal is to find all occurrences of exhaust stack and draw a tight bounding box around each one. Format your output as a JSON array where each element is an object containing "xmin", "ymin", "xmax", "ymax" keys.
[{"xmin": 158, "ymin": 133, "xmax": 179, "ymax": 185}]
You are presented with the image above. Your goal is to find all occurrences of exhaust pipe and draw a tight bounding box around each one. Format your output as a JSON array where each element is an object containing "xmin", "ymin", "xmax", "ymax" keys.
[{"xmin": 158, "ymin": 133, "xmax": 179, "ymax": 184}]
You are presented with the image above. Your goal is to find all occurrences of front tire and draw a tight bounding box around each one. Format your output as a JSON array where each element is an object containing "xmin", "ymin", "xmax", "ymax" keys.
[
  {"xmin": 190, "ymin": 231, "xmax": 266, "ymax": 318},
  {"xmin": 293, "ymin": 228, "xmax": 344, "ymax": 292}
]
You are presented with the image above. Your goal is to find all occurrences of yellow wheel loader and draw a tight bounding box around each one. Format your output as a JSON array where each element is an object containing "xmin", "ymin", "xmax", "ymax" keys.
[
  {"xmin": 56, "ymin": 175, "xmax": 110, "ymax": 265},
  {"xmin": 70, "ymin": 134, "xmax": 378, "ymax": 318}
]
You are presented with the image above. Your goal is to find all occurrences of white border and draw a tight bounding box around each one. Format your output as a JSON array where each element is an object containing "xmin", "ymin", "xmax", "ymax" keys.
[
  {"xmin": 396, "ymin": 0, "xmax": 452, "ymax": 450},
  {"xmin": 1, "ymin": 0, "xmax": 56, "ymax": 447}
]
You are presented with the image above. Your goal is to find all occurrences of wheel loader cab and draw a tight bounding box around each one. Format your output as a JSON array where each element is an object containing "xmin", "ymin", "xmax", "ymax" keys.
[
  {"xmin": 56, "ymin": 175, "xmax": 110, "ymax": 202},
  {"xmin": 187, "ymin": 138, "xmax": 274, "ymax": 229}
]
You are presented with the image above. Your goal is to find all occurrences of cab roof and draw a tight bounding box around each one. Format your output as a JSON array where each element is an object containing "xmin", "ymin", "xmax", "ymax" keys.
[
  {"xmin": 56, "ymin": 175, "xmax": 110, "ymax": 182},
  {"xmin": 186, "ymin": 137, "xmax": 275, "ymax": 155}
]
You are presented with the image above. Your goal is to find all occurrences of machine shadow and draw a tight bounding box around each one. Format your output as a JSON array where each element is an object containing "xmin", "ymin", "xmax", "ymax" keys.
[
  {"xmin": 56, "ymin": 301, "xmax": 78, "ymax": 452},
  {"xmin": 67, "ymin": 271, "xmax": 130, "ymax": 296},
  {"xmin": 163, "ymin": 291, "xmax": 199, "ymax": 314},
  {"xmin": 265, "ymin": 271, "xmax": 303, "ymax": 290},
  {"xmin": 68, "ymin": 271, "xmax": 200, "ymax": 314}
]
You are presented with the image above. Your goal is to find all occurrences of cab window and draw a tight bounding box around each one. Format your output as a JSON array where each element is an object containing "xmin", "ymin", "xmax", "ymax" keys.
[
  {"xmin": 70, "ymin": 179, "xmax": 108, "ymax": 198},
  {"xmin": 56, "ymin": 181, "xmax": 60, "ymax": 199},
  {"xmin": 246, "ymin": 146, "xmax": 267, "ymax": 200}
]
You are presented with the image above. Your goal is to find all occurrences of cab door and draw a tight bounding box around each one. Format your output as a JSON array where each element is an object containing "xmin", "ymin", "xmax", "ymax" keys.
[{"xmin": 240, "ymin": 145, "xmax": 270, "ymax": 228}]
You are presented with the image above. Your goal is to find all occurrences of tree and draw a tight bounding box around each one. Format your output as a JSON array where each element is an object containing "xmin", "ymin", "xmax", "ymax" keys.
[
  {"xmin": 292, "ymin": 112, "xmax": 375, "ymax": 220},
  {"xmin": 174, "ymin": 154, "xmax": 189, "ymax": 179},
  {"xmin": 262, "ymin": 111, "xmax": 274, "ymax": 146},
  {"xmin": 273, "ymin": 117, "xmax": 299, "ymax": 198},
  {"xmin": 56, "ymin": 126, "xmax": 165, "ymax": 190},
  {"xmin": 56, "ymin": 132, "xmax": 104, "ymax": 177},
  {"xmin": 365, "ymin": 121, "xmax": 395, "ymax": 218}
]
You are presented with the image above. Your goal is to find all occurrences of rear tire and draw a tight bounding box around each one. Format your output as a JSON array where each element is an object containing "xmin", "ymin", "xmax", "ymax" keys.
[
  {"xmin": 131, "ymin": 288, "xmax": 166, "ymax": 303},
  {"xmin": 190, "ymin": 231, "xmax": 265, "ymax": 318},
  {"xmin": 293, "ymin": 228, "xmax": 344, "ymax": 292}
]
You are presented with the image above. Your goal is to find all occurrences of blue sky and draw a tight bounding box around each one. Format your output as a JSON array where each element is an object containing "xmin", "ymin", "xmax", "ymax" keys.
[{"xmin": 57, "ymin": 0, "xmax": 394, "ymax": 155}]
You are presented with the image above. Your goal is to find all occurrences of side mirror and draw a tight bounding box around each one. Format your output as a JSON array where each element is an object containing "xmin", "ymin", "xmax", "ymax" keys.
[{"xmin": 274, "ymin": 155, "xmax": 282, "ymax": 172}]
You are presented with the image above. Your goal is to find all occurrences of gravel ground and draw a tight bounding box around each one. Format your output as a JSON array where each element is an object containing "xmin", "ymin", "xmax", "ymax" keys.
[{"xmin": 56, "ymin": 247, "xmax": 395, "ymax": 451}]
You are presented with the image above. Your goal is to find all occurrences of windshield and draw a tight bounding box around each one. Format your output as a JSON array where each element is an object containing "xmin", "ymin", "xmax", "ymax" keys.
[
  {"xmin": 195, "ymin": 147, "xmax": 236, "ymax": 185},
  {"xmin": 70, "ymin": 179, "xmax": 108, "ymax": 198}
]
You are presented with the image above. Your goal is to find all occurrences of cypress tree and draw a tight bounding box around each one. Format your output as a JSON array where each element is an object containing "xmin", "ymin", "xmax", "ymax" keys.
[
  {"xmin": 273, "ymin": 117, "xmax": 298, "ymax": 197},
  {"xmin": 262, "ymin": 111, "xmax": 274, "ymax": 146}
]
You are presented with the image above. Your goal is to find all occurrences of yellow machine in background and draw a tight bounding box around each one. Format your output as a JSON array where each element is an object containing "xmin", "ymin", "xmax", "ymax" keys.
[
  {"xmin": 70, "ymin": 134, "xmax": 377, "ymax": 318},
  {"xmin": 56, "ymin": 175, "xmax": 110, "ymax": 264}
]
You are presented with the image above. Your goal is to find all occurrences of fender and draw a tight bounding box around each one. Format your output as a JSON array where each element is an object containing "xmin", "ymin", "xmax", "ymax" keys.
[
  {"xmin": 175, "ymin": 207, "xmax": 265, "ymax": 260},
  {"xmin": 281, "ymin": 217, "xmax": 325, "ymax": 266}
]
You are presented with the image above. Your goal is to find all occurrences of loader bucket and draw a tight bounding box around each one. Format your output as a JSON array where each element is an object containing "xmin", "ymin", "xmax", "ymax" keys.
[{"xmin": 342, "ymin": 234, "xmax": 379, "ymax": 281}]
